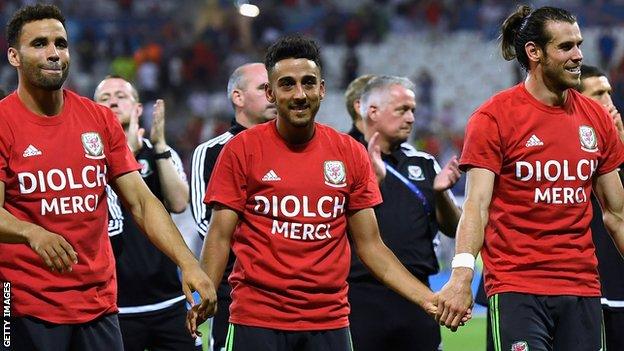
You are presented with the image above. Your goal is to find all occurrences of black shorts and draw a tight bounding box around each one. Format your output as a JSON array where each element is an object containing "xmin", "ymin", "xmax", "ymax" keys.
[
  {"xmin": 488, "ymin": 293, "xmax": 602, "ymax": 351},
  {"xmin": 602, "ymin": 307, "xmax": 624, "ymax": 351},
  {"xmin": 223, "ymin": 323, "xmax": 352, "ymax": 351},
  {"xmin": 213, "ymin": 285, "xmax": 232, "ymax": 351},
  {"xmin": 348, "ymin": 279, "xmax": 441, "ymax": 351},
  {"xmin": 118, "ymin": 300, "xmax": 201, "ymax": 351},
  {"xmin": 2, "ymin": 313, "xmax": 122, "ymax": 351}
]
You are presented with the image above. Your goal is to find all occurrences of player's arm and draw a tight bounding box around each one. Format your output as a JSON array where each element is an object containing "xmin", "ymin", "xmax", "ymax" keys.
[
  {"xmin": 0, "ymin": 181, "xmax": 77, "ymax": 272},
  {"xmin": 436, "ymin": 167, "xmax": 494, "ymax": 331},
  {"xmin": 111, "ymin": 171, "xmax": 216, "ymax": 309},
  {"xmin": 594, "ymin": 169, "xmax": 624, "ymax": 256},
  {"xmin": 187, "ymin": 204, "xmax": 239, "ymax": 337},
  {"xmin": 151, "ymin": 99, "xmax": 188, "ymax": 213},
  {"xmin": 348, "ymin": 207, "xmax": 437, "ymax": 316},
  {"xmin": 434, "ymin": 155, "xmax": 462, "ymax": 237}
]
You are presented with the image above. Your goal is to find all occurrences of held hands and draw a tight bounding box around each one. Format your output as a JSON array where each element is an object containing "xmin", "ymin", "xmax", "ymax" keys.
[
  {"xmin": 26, "ymin": 227, "xmax": 78, "ymax": 273},
  {"xmin": 182, "ymin": 264, "xmax": 217, "ymax": 338},
  {"xmin": 434, "ymin": 267, "xmax": 474, "ymax": 332},
  {"xmin": 367, "ymin": 132, "xmax": 386, "ymax": 184},
  {"xmin": 433, "ymin": 155, "xmax": 461, "ymax": 192}
]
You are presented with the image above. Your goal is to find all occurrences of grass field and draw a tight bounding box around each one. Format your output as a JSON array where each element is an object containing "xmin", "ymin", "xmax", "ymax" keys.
[
  {"xmin": 442, "ymin": 315, "xmax": 486, "ymax": 351},
  {"xmin": 199, "ymin": 315, "xmax": 487, "ymax": 351}
]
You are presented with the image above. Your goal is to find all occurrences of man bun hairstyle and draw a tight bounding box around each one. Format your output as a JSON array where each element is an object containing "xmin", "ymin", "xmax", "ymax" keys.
[{"xmin": 500, "ymin": 5, "xmax": 576, "ymax": 71}]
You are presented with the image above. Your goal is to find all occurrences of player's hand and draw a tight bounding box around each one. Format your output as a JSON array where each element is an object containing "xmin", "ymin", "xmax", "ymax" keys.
[
  {"xmin": 150, "ymin": 99, "xmax": 167, "ymax": 150},
  {"xmin": 435, "ymin": 267, "xmax": 474, "ymax": 332},
  {"xmin": 127, "ymin": 104, "xmax": 144, "ymax": 154},
  {"xmin": 367, "ymin": 132, "xmax": 386, "ymax": 184},
  {"xmin": 26, "ymin": 227, "xmax": 78, "ymax": 273},
  {"xmin": 186, "ymin": 301, "xmax": 218, "ymax": 338},
  {"xmin": 180, "ymin": 263, "xmax": 217, "ymax": 337},
  {"xmin": 433, "ymin": 155, "xmax": 461, "ymax": 192},
  {"xmin": 606, "ymin": 103, "xmax": 624, "ymax": 144}
]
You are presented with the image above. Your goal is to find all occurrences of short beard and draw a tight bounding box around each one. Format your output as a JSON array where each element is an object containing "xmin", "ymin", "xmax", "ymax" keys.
[{"xmin": 32, "ymin": 67, "xmax": 69, "ymax": 91}]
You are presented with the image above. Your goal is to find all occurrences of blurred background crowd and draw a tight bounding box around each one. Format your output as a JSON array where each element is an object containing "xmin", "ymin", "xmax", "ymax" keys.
[{"xmin": 1, "ymin": 0, "xmax": 624, "ymax": 196}]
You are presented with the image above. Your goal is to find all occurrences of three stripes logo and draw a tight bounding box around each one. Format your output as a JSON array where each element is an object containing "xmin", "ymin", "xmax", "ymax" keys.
[
  {"xmin": 525, "ymin": 134, "xmax": 544, "ymax": 147},
  {"xmin": 261, "ymin": 170, "xmax": 281, "ymax": 181},
  {"xmin": 22, "ymin": 144, "xmax": 42, "ymax": 157}
]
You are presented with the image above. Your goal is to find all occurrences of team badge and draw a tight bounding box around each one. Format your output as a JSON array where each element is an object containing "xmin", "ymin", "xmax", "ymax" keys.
[
  {"xmin": 324, "ymin": 161, "xmax": 347, "ymax": 188},
  {"xmin": 407, "ymin": 165, "xmax": 425, "ymax": 181},
  {"xmin": 138, "ymin": 159, "xmax": 153, "ymax": 177},
  {"xmin": 81, "ymin": 132, "xmax": 105, "ymax": 159},
  {"xmin": 511, "ymin": 341, "xmax": 529, "ymax": 351},
  {"xmin": 579, "ymin": 125, "xmax": 598, "ymax": 152}
]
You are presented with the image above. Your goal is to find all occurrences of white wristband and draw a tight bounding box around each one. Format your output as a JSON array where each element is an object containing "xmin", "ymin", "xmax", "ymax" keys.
[{"xmin": 451, "ymin": 253, "xmax": 475, "ymax": 270}]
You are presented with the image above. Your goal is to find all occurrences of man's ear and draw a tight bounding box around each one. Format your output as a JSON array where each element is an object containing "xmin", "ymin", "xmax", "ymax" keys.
[
  {"xmin": 525, "ymin": 41, "xmax": 542, "ymax": 64},
  {"xmin": 7, "ymin": 47, "xmax": 20, "ymax": 68},
  {"xmin": 232, "ymin": 89, "xmax": 244, "ymax": 108},
  {"xmin": 265, "ymin": 82, "xmax": 275, "ymax": 103},
  {"xmin": 319, "ymin": 79, "xmax": 325, "ymax": 101}
]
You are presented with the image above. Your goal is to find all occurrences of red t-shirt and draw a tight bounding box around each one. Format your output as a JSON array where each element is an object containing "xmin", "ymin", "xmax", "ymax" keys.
[
  {"xmin": 0, "ymin": 90, "xmax": 139, "ymax": 323},
  {"xmin": 460, "ymin": 84, "xmax": 624, "ymax": 297},
  {"xmin": 205, "ymin": 120, "xmax": 382, "ymax": 330}
]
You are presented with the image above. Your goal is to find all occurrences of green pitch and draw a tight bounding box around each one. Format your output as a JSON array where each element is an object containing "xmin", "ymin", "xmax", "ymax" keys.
[
  {"xmin": 442, "ymin": 315, "xmax": 487, "ymax": 351},
  {"xmin": 199, "ymin": 315, "xmax": 487, "ymax": 351}
]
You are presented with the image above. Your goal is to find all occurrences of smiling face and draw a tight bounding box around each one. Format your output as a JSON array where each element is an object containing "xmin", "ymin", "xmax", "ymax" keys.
[
  {"xmin": 540, "ymin": 21, "xmax": 583, "ymax": 93},
  {"xmin": 8, "ymin": 18, "xmax": 70, "ymax": 91},
  {"xmin": 265, "ymin": 58, "xmax": 325, "ymax": 130}
]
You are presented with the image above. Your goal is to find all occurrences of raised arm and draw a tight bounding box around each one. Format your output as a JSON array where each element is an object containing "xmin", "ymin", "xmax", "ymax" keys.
[
  {"xmin": 150, "ymin": 99, "xmax": 189, "ymax": 213},
  {"xmin": 435, "ymin": 167, "xmax": 494, "ymax": 331},
  {"xmin": 348, "ymin": 207, "xmax": 437, "ymax": 316},
  {"xmin": 594, "ymin": 169, "xmax": 624, "ymax": 256},
  {"xmin": 111, "ymin": 171, "xmax": 215, "ymax": 310},
  {"xmin": 434, "ymin": 155, "xmax": 462, "ymax": 237}
]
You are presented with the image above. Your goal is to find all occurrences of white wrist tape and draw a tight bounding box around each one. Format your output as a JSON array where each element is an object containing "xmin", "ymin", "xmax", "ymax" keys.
[{"xmin": 451, "ymin": 253, "xmax": 475, "ymax": 270}]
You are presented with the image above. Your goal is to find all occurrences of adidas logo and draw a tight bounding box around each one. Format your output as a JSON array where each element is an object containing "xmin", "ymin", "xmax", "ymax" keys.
[
  {"xmin": 23, "ymin": 144, "xmax": 42, "ymax": 157},
  {"xmin": 525, "ymin": 134, "xmax": 544, "ymax": 147},
  {"xmin": 261, "ymin": 170, "xmax": 281, "ymax": 181}
]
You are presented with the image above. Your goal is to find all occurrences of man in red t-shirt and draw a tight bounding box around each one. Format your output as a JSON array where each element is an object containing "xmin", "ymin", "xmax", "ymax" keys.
[
  {"xmin": 436, "ymin": 6, "xmax": 624, "ymax": 351},
  {"xmin": 186, "ymin": 35, "xmax": 465, "ymax": 350},
  {"xmin": 0, "ymin": 5, "xmax": 215, "ymax": 351}
]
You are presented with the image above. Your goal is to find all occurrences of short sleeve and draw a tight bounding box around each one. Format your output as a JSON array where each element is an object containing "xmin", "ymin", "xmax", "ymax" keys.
[
  {"xmin": 347, "ymin": 141, "xmax": 382, "ymax": 210},
  {"xmin": 459, "ymin": 111, "xmax": 503, "ymax": 174},
  {"xmin": 102, "ymin": 107, "xmax": 140, "ymax": 180},
  {"xmin": 204, "ymin": 139, "xmax": 247, "ymax": 213},
  {"xmin": 596, "ymin": 108, "xmax": 624, "ymax": 175}
]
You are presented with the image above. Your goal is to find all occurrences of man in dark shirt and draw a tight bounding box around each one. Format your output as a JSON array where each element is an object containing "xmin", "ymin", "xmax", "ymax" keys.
[
  {"xmin": 95, "ymin": 76, "xmax": 199, "ymax": 351},
  {"xmin": 344, "ymin": 74, "xmax": 375, "ymax": 142},
  {"xmin": 348, "ymin": 75, "xmax": 462, "ymax": 351}
]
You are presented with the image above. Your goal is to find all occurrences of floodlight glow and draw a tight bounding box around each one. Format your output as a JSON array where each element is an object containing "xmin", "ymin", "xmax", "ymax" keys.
[{"xmin": 239, "ymin": 4, "xmax": 260, "ymax": 17}]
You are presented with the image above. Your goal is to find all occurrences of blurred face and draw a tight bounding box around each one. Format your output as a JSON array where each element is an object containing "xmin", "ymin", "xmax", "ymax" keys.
[
  {"xmin": 371, "ymin": 84, "xmax": 416, "ymax": 146},
  {"xmin": 238, "ymin": 64, "xmax": 276, "ymax": 124},
  {"xmin": 540, "ymin": 21, "xmax": 583, "ymax": 93},
  {"xmin": 9, "ymin": 19, "xmax": 70, "ymax": 91},
  {"xmin": 581, "ymin": 75, "xmax": 614, "ymax": 107},
  {"xmin": 266, "ymin": 58, "xmax": 325, "ymax": 129},
  {"xmin": 94, "ymin": 78, "xmax": 140, "ymax": 127}
]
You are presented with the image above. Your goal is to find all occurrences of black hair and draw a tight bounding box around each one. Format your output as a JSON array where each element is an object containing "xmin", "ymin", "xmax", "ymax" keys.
[
  {"xmin": 577, "ymin": 65, "xmax": 607, "ymax": 92},
  {"xmin": 500, "ymin": 5, "xmax": 576, "ymax": 71},
  {"xmin": 6, "ymin": 4, "xmax": 66, "ymax": 47},
  {"xmin": 264, "ymin": 34, "xmax": 322, "ymax": 73}
]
